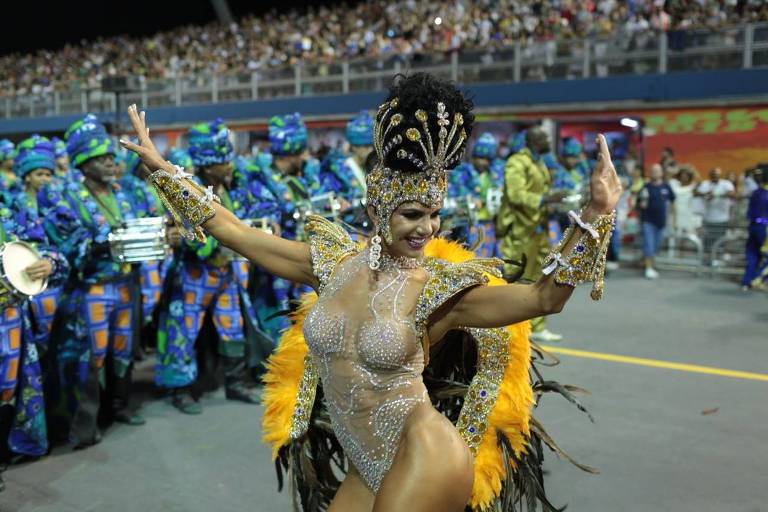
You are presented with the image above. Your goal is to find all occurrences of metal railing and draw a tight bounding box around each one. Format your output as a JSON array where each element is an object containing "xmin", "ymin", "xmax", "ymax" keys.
[
  {"xmin": 619, "ymin": 197, "xmax": 752, "ymax": 278},
  {"xmin": 4, "ymin": 23, "xmax": 768, "ymax": 119}
]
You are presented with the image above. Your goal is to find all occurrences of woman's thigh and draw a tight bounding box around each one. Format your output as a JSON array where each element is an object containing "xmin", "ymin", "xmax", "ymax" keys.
[
  {"xmin": 328, "ymin": 464, "xmax": 375, "ymax": 512},
  {"xmin": 373, "ymin": 402, "xmax": 474, "ymax": 512}
]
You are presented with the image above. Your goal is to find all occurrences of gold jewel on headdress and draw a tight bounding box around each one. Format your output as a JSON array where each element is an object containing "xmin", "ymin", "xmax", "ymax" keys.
[{"xmin": 366, "ymin": 98, "xmax": 468, "ymax": 244}]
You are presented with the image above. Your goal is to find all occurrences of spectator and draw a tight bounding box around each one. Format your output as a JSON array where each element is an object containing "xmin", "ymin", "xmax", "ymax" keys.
[
  {"xmin": 742, "ymin": 167, "xmax": 768, "ymax": 290},
  {"xmin": 695, "ymin": 167, "xmax": 736, "ymax": 261},
  {"xmin": 668, "ymin": 165, "xmax": 700, "ymax": 235},
  {"xmin": 638, "ymin": 164, "xmax": 676, "ymax": 279}
]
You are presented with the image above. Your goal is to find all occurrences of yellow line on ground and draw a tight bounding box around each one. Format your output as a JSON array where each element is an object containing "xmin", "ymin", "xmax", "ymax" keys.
[{"xmin": 539, "ymin": 345, "xmax": 768, "ymax": 382}]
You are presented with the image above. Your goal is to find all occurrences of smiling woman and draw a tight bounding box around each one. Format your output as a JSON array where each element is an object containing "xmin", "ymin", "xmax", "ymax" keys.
[{"xmin": 121, "ymin": 71, "xmax": 621, "ymax": 512}]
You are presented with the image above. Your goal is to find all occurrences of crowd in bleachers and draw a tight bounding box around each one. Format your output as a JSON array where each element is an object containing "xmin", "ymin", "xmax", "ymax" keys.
[{"xmin": 3, "ymin": 0, "xmax": 768, "ymax": 97}]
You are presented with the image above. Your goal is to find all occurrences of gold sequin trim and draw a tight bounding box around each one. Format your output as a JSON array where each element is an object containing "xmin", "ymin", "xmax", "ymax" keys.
[
  {"xmin": 289, "ymin": 354, "xmax": 319, "ymax": 439},
  {"xmin": 305, "ymin": 215, "xmax": 358, "ymax": 293},
  {"xmin": 149, "ymin": 169, "xmax": 217, "ymax": 243},
  {"xmin": 456, "ymin": 327, "xmax": 509, "ymax": 454}
]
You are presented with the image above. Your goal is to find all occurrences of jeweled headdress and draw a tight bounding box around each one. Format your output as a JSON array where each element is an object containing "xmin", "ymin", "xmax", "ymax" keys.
[{"xmin": 365, "ymin": 98, "xmax": 468, "ymax": 243}]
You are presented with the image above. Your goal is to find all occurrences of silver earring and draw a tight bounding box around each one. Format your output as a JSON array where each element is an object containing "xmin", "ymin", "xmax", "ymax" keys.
[{"xmin": 369, "ymin": 233, "xmax": 382, "ymax": 271}]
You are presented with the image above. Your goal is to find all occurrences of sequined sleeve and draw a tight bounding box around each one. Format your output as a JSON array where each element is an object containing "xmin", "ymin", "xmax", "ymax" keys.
[
  {"xmin": 414, "ymin": 257, "xmax": 503, "ymax": 339},
  {"xmin": 304, "ymin": 215, "xmax": 358, "ymax": 293}
]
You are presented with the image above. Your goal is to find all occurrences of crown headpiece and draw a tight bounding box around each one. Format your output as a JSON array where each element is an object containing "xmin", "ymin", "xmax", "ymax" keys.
[{"xmin": 365, "ymin": 98, "xmax": 467, "ymax": 243}]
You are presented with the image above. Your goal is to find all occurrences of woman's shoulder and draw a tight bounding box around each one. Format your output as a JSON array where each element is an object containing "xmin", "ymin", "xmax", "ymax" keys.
[{"xmin": 304, "ymin": 215, "xmax": 359, "ymax": 291}]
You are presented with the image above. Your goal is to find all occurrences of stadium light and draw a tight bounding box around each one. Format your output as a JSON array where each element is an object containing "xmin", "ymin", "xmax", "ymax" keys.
[
  {"xmin": 434, "ymin": 17, "xmax": 443, "ymax": 26},
  {"xmin": 620, "ymin": 117, "xmax": 639, "ymax": 129}
]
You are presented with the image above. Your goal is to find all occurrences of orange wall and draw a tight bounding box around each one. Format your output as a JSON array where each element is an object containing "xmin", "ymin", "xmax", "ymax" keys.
[
  {"xmin": 508, "ymin": 105, "xmax": 768, "ymax": 176},
  {"xmin": 641, "ymin": 107, "xmax": 768, "ymax": 175}
]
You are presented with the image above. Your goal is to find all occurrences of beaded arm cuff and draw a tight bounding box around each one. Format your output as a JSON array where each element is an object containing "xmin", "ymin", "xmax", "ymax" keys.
[
  {"xmin": 148, "ymin": 165, "xmax": 220, "ymax": 243},
  {"xmin": 542, "ymin": 209, "xmax": 616, "ymax": 300}
]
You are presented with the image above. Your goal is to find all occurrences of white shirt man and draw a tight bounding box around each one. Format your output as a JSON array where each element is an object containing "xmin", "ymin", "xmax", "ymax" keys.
[{"xmin": 696, "ymin": 177, "xmax": 735, "ymax": 224}]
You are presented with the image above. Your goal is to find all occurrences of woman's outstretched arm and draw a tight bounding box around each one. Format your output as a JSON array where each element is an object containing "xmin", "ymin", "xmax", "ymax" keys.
[
  {"xmin": 120, "ymin": 104, "xmax": 317, "ymax": 288},
  {"xmin": 429, "ymin": 134, "xmax": 622, "ymax": 340}
]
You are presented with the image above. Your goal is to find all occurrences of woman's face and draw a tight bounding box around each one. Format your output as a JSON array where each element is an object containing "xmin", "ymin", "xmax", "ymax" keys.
[
  {"xmin": 383, "ymin": 201, "xmax": 441, "ymax": 259},
  {"xmin": 25, "ymin": 168, "xmax": 53, "ymax": 193}
]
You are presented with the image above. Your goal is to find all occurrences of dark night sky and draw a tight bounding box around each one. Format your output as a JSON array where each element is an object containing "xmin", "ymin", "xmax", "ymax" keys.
[{"xmin": 1, "ymin": 0, "xmax": 349, "ymax": 56}]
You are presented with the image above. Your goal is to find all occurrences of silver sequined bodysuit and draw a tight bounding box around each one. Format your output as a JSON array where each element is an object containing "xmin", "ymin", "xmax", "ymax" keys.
[{"xmin": 303, "ymin": 248, "xmax": 428, "ymax": 492}]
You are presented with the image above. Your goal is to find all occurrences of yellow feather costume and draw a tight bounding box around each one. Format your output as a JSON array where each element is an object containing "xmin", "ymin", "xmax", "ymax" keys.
[{"xmin": 262, "ymin": 216, "xmax": 572, "ymax": 511}]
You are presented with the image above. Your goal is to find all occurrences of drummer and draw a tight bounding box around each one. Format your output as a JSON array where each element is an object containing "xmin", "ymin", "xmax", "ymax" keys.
[
  {"xmin": 447, "ymin": 157, "xmax": 481, "ymax": 245},
  {"xmin": 155, "ymin": 119, "xmax": 258, "ymax": 414},
  {"xmin": 268, "ymin": 113, "xmax": 322, "ymax": 302},
  {"xmin": 233, "ymin": 146, "xmax": 295, "ymax": 342},
  {"xmin": 0, "ymin": 147, "xmax": 69, "ymax": 478},
  {"xmin": 231, "ymin": 154, "xmax": 288, "ymax": 342},
  {"xmin": 10, "ymin": 135, "xmax": 64, "ymax": 351},
  {"xmin": 38, "ymin": 114, "xmax": 145, "ymax": 449},
  {"xmin": 269, "ymin": 113, "xmax": 315, "ymax": 232},
  {"xmin": 470, "ymin": 132, "xmax": 505, "ymax": 257}
]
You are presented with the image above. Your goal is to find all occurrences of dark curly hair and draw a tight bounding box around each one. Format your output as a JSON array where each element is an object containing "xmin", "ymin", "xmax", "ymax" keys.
[{"xmin": 378, "ymin": 73, "xmax": 474, "ymax": 174}]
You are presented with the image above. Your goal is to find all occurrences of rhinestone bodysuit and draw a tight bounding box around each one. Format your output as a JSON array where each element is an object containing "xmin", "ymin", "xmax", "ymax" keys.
[{"xmin": 303, "ymin": 248, "xmax": 429, "ymax": 492}]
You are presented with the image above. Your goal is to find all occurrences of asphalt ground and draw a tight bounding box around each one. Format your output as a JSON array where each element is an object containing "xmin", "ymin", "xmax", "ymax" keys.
[{"xmin": 3, "ymin": 268, "xmax": 767, "ymax": 512}]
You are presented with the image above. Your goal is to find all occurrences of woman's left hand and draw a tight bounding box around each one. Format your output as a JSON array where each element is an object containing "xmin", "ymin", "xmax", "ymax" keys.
[
  {"xmin": 120, "ymin": 105, "xmax": 167, "ymax": 172},
  {"xmin": 25, "ymin": 259, "xmax": 53, "ymax": 281},
  {"xmin": 585, "ymin": 134, "xmax": 623, "ymax": 218}
]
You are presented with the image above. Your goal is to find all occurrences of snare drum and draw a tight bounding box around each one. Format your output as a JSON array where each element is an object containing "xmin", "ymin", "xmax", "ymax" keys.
[
  {"xmin": 0, "ymin": 241, "xmax": 49, "ymax": 308},
  {"xmin": 108, "ymin": 217, "xmax": 168, "ymax": 263}
]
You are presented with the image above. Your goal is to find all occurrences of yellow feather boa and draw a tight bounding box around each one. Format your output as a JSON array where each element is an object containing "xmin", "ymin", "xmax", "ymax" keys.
[{"xmin": 261, "ymin": 238, "xmax": 533, "ymax": 510}]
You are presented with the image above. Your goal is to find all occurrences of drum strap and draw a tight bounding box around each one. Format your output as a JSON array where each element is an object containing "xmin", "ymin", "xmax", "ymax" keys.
[
  {"xmin": 284, "ymin": 176, "xmax": 309, "ymax": 201},
  {"xmin": 220, "ymin": 188, "xmax": 234, "ymax": 211},
  {"xmin": 88, "ymin": 187, "xmax": 124, "ymax": 227}
]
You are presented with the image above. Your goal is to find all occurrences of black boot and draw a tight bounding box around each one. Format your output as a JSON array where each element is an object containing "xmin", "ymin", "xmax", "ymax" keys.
[
  {"xmin": 112, "ymin": 364, "xmax": 145, "ymax": 426},
  {"xmin": 222, "ymin": 356, "xmax": 258, "ymax": 404},
  {"xmin": 70, "ymin": 362, "xmax": 101, "ymax": 449}
]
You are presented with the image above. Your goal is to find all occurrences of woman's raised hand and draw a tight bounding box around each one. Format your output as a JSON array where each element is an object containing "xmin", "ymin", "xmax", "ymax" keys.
[
  {"xmin": 119, "ymin": 104, "xmax": 168, "ymax": 173},
  {"xmin": 586, "ymin": 134, "xmax": 623, "ymax": 216}
]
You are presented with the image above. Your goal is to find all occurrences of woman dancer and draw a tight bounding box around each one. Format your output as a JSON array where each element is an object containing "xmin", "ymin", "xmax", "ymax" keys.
[{"xmin": 121, "ymin": 73, "xmax": 621, "ymax": 512}]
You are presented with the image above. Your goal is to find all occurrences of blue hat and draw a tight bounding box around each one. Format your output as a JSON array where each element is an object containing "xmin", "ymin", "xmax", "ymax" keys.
[
  {"xmin": 13, "ymin": 135, "xmax": 56, "ymax": 178},
  {"xmin": 268, "ymin": 113, "xmax": 308, "ymax": 156},
  {"xmin": 562, "ymin": 137, "xmax": 582, "ymax": 157},
  {"xmin": 187, "ymin": 118, "xmax": 234, "ymax": 167},
  {"xmin": 51, "ymin": 136, "xmax": 68, "ymax": 159},
  {"xmin": 0, "ymin": 139, "xmax": 15, "ymax": 161},
  {"xmin": 472, "ymin": 132, "xmax": 498, "ymax": 159},
  {"xmin": 507, "ymin": 130, "xmax": 527, "ymax": 155},
  {"xmin": 64, "ymin": 114, "xmax": 115, "ymax": 168},
  {"xmin": 346, "ymin": 110, "xmax": 374, "ymax": 147},
  {"xmin": 167, "ymin": 148, "xmax": 194, "ymax": 170}
]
